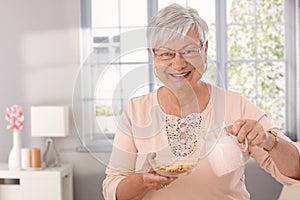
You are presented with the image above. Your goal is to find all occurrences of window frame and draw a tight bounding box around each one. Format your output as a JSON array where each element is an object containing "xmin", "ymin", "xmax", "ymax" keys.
[
  {"xmin": 79, "ymin": 0, "xmax": 299, "ymax": 152},
  {"xmin": 284, "ymin": 0, "xmax": 298, "ymax": 140}
]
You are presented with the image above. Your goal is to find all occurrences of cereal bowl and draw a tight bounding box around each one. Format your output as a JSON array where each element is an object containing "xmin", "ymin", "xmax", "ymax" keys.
[{"xmin": 148, "ymin": 157, "xmax": 198, "ymax": 177}]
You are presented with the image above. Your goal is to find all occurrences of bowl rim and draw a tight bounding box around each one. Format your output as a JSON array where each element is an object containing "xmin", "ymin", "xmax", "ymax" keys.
[{"xmin": 148, "ymin": 157, "xmax": 198, "ymax": 177}]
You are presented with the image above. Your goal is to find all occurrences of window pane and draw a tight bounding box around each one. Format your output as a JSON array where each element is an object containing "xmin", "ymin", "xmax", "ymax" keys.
[
  {"xmin": 227, "ymin": 25, "xmax": 255, "ymax": 60},
  {"xmin": 256, "ymin": 0, "xmax": 284, "ymax": 23},
  {"xmin": 91, "ymin": 28, "xmax": 120, "ymax": 63},
  {"xmin": 95, "ymin": 64, "xmax": 150, "ymax": 101},
  {"xmin": 187, "ymin": 0, "xmax": 215, "ymax": 24},
  {"xmin": 117, "ymin": 64, "xmax": 150, "ymax": 98},
  {"xmin": 227, "ymin": 62, "xmax": 256, "ymax": 98},
  {"xmin": 92, "ymin": 0, "xmax": 119, "ymax": 27},
  {"xmin": 257, "ymin": 97, "xmax": 285, "ymax": 130},
  {"xmin": 94, "ymin": 63, "xmax": 151, "ymax": 135},
  {"xmin": 120, "ymin": 0, "xmax": 147, "ymax": 27},
  {"xmin": 202, "ymin": 61, "xmax": 218, "ymax": 86},
  {"xmin": 95, "ymin": 64, "xmax": 122, "ymax": 99},
  {"xmin": 119, "ymin": 49, "xmax": 149, "ymax": 63},
  {"xmin": 256, "ymin": 24, "xmax": 285, "ymax": 59},
  {"xmin": 92, "ymin": 28, "xmax": 120, "ymax": 41},
  {"xmin": 207, "ymin": 24, "xmax": 216, "ymax": 60},
  {"xmin": 257, "ymin": 62, "xmax": 285, "ymax": 98},
  {"xmin": 95, "ymin": 99, "xmax": 121, "ymax": 134},
  {"xmin": 158, "ymin": 0, "xmax": 186, "ymax": 9},
  {"xmin": 227, "ymin": 0, "xmax": 255, "ymax": 24},
  {"xmin": 119, "ymin": 28, "xmax": 149, "ymax": 62}
]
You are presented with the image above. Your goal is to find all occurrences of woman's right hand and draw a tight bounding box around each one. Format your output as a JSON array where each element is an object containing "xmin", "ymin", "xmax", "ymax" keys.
[
  {"xmin": 116, "ymin": 153, "xmax": 177, "ymax": 200},
  {"xmin": 142, "ymin": 152, "xmax": 177, "ymax": 190},
  {"xmin": 142, "ymin": 172, "xmax": 177, "ymax": 190}
]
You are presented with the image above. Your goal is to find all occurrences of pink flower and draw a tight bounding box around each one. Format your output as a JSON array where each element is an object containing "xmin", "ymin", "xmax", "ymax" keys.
[{"xmin": 5, "ymin": 105, "xmax": 24, "ymax": 131}]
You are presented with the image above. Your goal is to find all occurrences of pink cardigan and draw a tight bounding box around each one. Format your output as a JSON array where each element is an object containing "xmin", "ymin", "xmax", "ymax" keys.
[{"xmin": 103, "ymin": 86, "xmax": 300, "ymax": 200}]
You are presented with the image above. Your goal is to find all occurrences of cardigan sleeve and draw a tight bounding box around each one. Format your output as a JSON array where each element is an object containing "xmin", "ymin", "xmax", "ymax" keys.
[
  {"xmin": 240, "ymin": 95, "xmax": 300, "ymax": 185},
  {"xmin": 102, "ymin": 100, "xmax": 138, "ymax": 200}
]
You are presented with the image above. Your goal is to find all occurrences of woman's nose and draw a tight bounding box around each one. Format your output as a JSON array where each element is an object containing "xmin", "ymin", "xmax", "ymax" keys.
[{"xmin": 170, "ymin": 53, "xmax": 187, "ymax": 70}]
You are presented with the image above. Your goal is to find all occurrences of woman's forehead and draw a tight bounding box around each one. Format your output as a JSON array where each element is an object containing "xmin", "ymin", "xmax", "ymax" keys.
[{"xmin": 159, "ymin": 31, "xmax": 201, "ymax": 50}]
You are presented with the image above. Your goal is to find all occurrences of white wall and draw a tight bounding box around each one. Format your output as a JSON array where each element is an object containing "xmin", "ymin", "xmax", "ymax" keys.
[{"xmin": 0, "ymin": 0, "xmax": 107, "ymax": 199}]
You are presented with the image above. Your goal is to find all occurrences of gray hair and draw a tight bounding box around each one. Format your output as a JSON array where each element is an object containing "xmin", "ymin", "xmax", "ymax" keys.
[{"xmin": 147, "ymin": 3, "xmax": 209, "ymax": 48}]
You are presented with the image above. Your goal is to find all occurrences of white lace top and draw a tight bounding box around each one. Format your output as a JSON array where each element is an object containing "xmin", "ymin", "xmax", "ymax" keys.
[{"xmin": 165, "ymin": 113, "xmax": 202, "ymax": 157}]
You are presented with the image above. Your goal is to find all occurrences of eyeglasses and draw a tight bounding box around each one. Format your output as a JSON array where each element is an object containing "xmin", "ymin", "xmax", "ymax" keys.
[{"xmin": 152, "ymin": 43, "xmax": 206, "ymax": 61}]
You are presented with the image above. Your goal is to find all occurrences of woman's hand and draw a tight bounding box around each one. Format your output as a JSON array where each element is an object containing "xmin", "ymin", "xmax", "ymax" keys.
[
  {"xmin": 116, "ymin": 152, "xmax": 177, "ymax": 200},
  {"xmin": 116, "ymin": 172, "xmax": 176, "ymax": 200},
  {"xmin": 142, "ymin": 172, "xmax": 177, "ymax": 190},
  {"xmin": 228, "ymin": 119, "xmax": 300, "ymax": 179},
  {"xmin": 229, "ymin": 119, "xmax": 269, "ymax": 148},
  {"xmin": 141, "ymin": 152, "xmax": 177, "ymax": 190}
]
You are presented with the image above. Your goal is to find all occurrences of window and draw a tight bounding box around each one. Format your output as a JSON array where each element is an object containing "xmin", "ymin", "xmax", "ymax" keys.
[{"xmin": 78, "ymin": 0, "xmax": 298, "ymax": 151}]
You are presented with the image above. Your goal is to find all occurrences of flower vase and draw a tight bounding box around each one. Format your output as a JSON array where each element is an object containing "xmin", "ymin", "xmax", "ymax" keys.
[{"xmin": 8, "ymin": 129, "xmax": 22, "ymax": 170}]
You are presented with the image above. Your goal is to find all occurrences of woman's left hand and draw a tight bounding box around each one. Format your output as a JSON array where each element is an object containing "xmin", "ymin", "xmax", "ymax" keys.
[{"xmin": 229, "ymin": 119, "xmax": 268, "ymax": 148}]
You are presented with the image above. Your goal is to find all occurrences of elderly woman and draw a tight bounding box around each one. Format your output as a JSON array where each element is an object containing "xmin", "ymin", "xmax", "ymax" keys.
[{"xmin": 103, "ymin": 3, "xmax": 300, "ymax": 200}]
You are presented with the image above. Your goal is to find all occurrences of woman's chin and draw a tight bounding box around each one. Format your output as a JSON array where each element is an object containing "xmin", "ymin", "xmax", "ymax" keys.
[{"xmin": 164, "ymin": 81, "xmax": 196, "ymax": 93}]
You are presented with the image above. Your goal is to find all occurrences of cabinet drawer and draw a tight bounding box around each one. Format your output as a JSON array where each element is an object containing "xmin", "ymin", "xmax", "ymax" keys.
[
  {"xmin": 0, "ymin": 164, "xmax": 73, "ymax": 200},
  {"xmin": 0, "ymin": 179, "xmax": 22, "ymax": 200}
]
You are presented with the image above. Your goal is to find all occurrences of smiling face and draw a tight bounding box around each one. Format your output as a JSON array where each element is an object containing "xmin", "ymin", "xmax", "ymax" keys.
[{"xmin": 149, "ymin": 29, "xmax": 208, "ymax": 92}]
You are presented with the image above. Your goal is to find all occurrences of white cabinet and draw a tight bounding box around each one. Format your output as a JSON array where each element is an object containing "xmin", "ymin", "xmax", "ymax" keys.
[{"xmin": 0, "ymin": 164, "xmax": 73, "ymax": 200}]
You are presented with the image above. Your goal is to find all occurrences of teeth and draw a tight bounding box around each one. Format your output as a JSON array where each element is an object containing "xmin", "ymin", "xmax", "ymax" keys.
[{"xmin": 172, "ymin": 72, "xmax": 189, "ymax": 77}]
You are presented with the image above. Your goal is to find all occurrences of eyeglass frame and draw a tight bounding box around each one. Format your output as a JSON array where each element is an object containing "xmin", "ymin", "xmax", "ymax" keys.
[{"xmin": 152, "ymin": 41, "xmax": 206, "ymax": 61}]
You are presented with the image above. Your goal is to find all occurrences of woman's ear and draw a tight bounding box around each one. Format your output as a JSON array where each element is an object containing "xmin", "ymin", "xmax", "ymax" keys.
[
  {"xmin": 147, "ymin": 48, "xmax": 153, "ymax": 57},
  {"xmin": 147, "ymin": 48, "xmax": 154, "ymax": 57},
  {"xmin": 204, "ymin": 41, "xmax": 208, "ymax": 65},
  {"xmin": 204, "ymin": 40, "xmax": 208, "ymax": 54}
]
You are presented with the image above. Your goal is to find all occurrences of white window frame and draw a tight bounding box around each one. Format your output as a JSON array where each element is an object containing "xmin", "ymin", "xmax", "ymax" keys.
[{"xmin": 78, "ymin": 0, "xmax": 299, "ymax": 152}]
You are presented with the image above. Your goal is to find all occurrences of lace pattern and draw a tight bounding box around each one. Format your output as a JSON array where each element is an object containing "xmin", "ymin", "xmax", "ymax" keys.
[{"xmin": 165, "ymin": 113, "xmax": 202, "ymax": 157}]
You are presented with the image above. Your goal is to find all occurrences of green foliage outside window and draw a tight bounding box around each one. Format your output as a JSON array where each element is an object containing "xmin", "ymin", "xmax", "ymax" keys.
[
  {"xmin": 95, "ymin": 105, "xmax": 121, "ymax": 116},
  {"xmin": 227, "ymin": 0, "xmax": 285, "ymax": 129}
]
